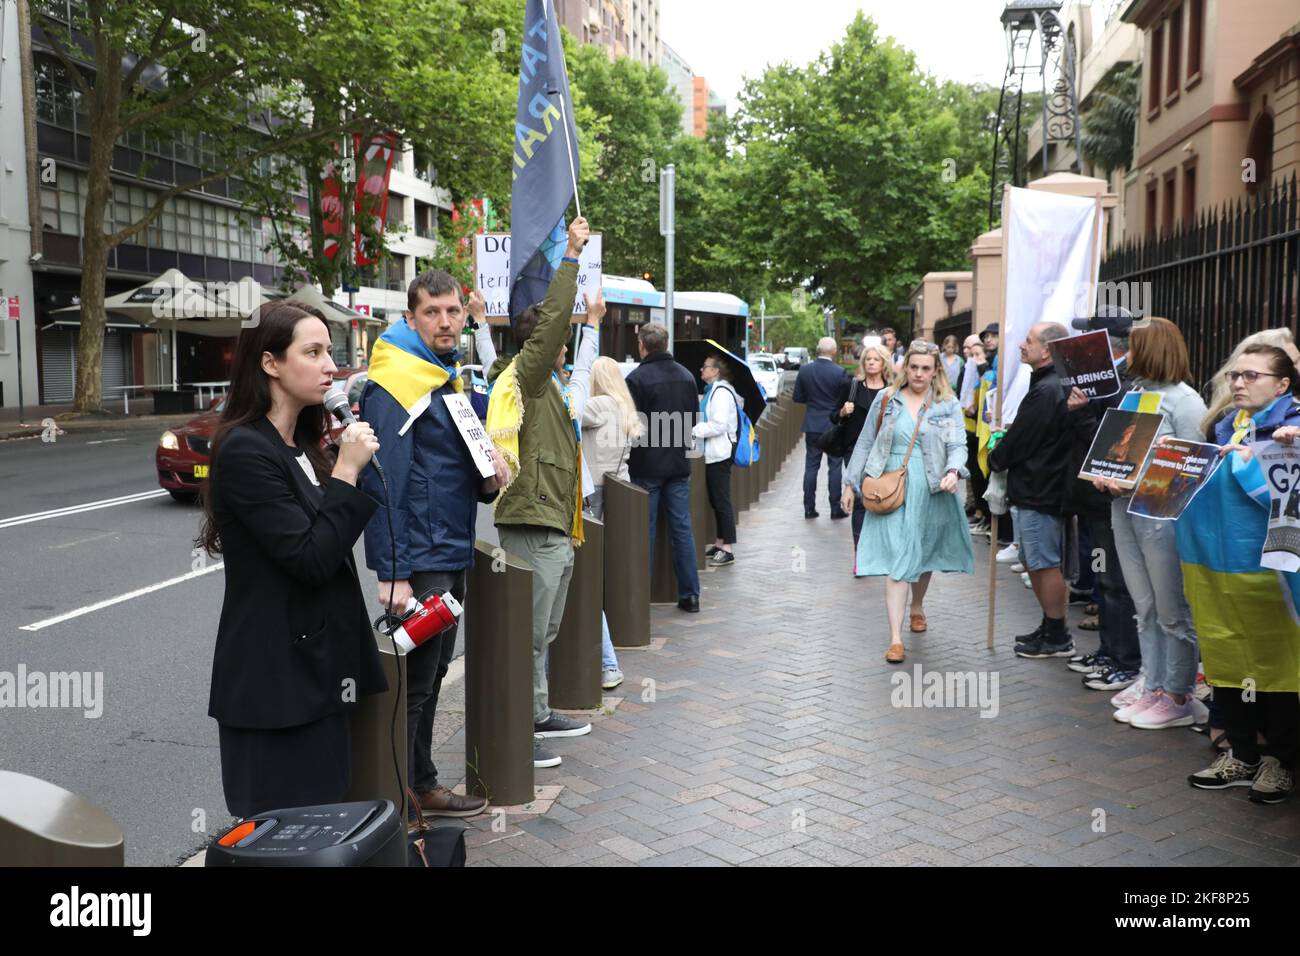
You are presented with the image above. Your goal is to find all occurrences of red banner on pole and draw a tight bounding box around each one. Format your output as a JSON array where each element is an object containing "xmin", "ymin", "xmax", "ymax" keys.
[{"xmin": 354, "ymin": 132, "xmax": 400, "ymax": 267}]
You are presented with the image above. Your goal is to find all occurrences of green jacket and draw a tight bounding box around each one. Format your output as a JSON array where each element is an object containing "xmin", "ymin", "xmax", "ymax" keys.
[{"xmin": 488, "ymin": 260, "xmax": 580, "ymax": 534}]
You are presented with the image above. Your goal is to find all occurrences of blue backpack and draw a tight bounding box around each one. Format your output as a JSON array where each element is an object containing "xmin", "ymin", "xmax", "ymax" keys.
[{"xmin": 703, "ymin": 382, "xmax": 760, "ymax": 468}]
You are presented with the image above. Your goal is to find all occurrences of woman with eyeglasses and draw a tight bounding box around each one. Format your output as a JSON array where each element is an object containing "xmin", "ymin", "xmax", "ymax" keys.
[
  {"xmin": 1175, "ymin": 343, "xmax": 1300, "ymax": 803},
  {"xmin": 843, "ymin": 340, "xmax": 973, "ymax": 663}
]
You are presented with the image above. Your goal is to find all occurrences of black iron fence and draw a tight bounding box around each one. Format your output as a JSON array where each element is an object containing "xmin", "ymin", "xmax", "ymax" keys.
[{"xmin": 1099, "ymin": 173, "xmax": 1299, "ymax": 390}]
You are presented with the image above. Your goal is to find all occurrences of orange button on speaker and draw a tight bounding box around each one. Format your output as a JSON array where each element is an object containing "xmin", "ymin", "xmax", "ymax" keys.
[{"xmin": 218, "ymin": 821, "xmax": 258, "ymax": 847}]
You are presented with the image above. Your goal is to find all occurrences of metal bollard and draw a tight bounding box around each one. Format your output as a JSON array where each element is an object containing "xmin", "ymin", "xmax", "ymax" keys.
[
  {"xmin": 345, "ymin": 632, "xmax": 409, "ymax": 818},
  {"xmin": 464, "ymin": 539, "xmax": 534, "ymax": 806},
  {"xmin": 730, "ymin": 453, "xmax": 747, "ymax": 515},
  {"xmin": 602, "ymin": 476, "xmax": 650, "ymax": 647},
  {"xmin": 549, "ymin": 517, "xmax": 604, "ymax": 710},
  {"xmin": 649, "ymin": 508, "xmax": 677, "ymax": 603},
  {"xmin": 688, "ymin": 451, "xmax": 714, "ymax": 566},
  {"xmin": 0, "ymin": 771, "xmax": 124, "ymax": 866}
]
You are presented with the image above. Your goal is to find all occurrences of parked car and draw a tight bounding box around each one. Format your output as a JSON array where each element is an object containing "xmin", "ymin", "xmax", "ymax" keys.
[
  {"xmin": 157, "ymin": 368, "xmax": 367, "ymax": 502},
  {"xmin": 781, "ymin": 346, "xmax": 810, "ymax": 370},
  {"xmin": 748, "ymin": 354, "xmax": 784, "ymax": 401}
]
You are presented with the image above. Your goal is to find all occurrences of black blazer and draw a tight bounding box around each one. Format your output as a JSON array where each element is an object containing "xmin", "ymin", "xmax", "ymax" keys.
[
  {"xmin": 793, "ymin": 358, "xmax": 851, "ymax": 434},
  {"xmin": 208, "ymin": 418, "xmax": 387, "ymax": 729},
  {"xmin": 625, "ymin": 350, "xmax": 699, "ymax": 480}
]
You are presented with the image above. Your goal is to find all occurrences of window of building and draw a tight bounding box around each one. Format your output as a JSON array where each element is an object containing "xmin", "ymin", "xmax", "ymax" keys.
[
  {"xmin": 1148, "ymin": 21, "xmax": 1165, "ymax": 117},
  {"xmin": 34, "ymin": 57, "xmax": 77, "ymax": 129},
  {"xmin": 1186, "ymin": 0, "xmax": 1204, "ymax": 81},
  {"xmin": 1245, "ymin": 112, "xmax": 1275, "ymax": 199},
  {"xmin": 1182, "ymin": 163, "xmax": 1197, "ymax": 224},
  {"xmin": 1166, "ymin": 5, "xmax": 1182, "ymax": 103},
  {"xmin": 1162, "ymin": 171, "xmax": 1177, "ymax": 234},
  {"xmin": 1145, "ymin": 181, "xmax": 1158, "ymax": 239},
  {"xmin": 39, "ymin": 166, "xmax": 84, "ymax": 236}
]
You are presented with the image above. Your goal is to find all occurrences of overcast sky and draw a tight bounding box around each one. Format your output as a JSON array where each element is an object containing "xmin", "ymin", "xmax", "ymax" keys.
[{"xmin": 660, "ymin": 0, "xmax": 1015, "ymax": 107}]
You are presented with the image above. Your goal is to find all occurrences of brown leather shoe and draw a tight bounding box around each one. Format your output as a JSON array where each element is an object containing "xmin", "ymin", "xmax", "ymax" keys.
[
  {"xmin": 885, "ymin": 642, "xmax": 906, "ymax": 664},
  {"xmin": 909, "ymin": 613, "xmax": 927, "ymax": 633},
  {"xmin": 416, "ymin": 785, "xmax": 488, "ymax": 818}
]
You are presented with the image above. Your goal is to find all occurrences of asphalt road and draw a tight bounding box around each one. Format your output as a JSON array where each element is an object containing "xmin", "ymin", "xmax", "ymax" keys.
[{"xmin": 0, "ymin": 426, "xmax": 486, "ymax": 866}]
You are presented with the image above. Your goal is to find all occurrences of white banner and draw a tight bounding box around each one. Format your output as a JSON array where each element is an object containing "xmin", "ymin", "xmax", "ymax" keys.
[
  {"xmin": 998, "ymin": 187, "xmax": 1102, "ymax": 424},
  {"xmin": 474, "ymin": 232, "xmax": 603, "ymax": 318}
]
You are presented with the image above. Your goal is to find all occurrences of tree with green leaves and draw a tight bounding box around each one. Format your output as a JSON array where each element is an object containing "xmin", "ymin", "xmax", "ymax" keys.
[{"xmin": 1081, "ymin": 63, "xmax": 1138, "ymax": 175}]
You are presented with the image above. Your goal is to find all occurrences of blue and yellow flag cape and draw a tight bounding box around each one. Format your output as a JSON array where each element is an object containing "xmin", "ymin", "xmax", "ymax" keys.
[
  {"xmin": 485, "ymin": 359, "xmax": 584, "ymax": 547},
  {"xmin": 367, "ymin": 320, "xmax": 462, "ymax": 434},
  {"xmin": 1176, "ymin": 400, "xmax": 1300, "ymax": 693}
]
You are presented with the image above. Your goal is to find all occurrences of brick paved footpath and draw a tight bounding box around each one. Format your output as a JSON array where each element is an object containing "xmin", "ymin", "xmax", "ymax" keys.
[{"xmin": 431, "ymin": 446, "xmax": 1300, "ymax": 867}]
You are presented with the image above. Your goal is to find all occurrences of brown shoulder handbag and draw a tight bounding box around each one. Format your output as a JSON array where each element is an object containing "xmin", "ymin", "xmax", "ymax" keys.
[{"xmin": 858, "ymin": 394, "xmax": 926, "ymax": 515}]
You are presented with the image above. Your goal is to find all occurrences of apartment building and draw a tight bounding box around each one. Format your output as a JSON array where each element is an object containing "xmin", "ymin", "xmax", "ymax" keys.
[{"xmin": 1121, "ymin": 0, "xmax": 1300, "ymax": 238}]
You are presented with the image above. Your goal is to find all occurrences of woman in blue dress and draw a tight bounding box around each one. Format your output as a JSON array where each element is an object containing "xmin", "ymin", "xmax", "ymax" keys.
[{"xmin": 843, "ymin": 341, "xmax": 974, "ymax": 663}]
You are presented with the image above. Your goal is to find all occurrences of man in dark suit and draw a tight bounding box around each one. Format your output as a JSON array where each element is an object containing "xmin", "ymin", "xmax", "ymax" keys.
[
  {"xmin": 793, "ymin": 336, "xmax": 851, "ymax": 519},
  {"xmin": 625, "ymin": 322, "xmax": 702, "ymax": 612}
]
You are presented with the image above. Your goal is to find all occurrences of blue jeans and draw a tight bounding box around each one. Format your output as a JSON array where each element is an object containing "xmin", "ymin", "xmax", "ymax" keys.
[
  {"xmin": 601, "ymin": 612, "xmax": 619, "ymax": 671},
  {"xmin": 636, "ymin": 475, "xmax": 700, "ymax": 601},
  {"xmin": 803, "ymin": 433, "xmax": 843, "ymax": 514},
  {"xmin": 1111, "ymin": 501, "xmax": 1199, "ymax": 695}
]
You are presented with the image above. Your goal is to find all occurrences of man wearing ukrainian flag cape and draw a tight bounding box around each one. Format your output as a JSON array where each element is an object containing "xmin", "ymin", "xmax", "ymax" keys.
[
  {"xmin": 358, "ymin": 271, "xmax": 508, "ymax": 820},
  {"xmin": 488, "ymin": 217, "xmax": 593, "ymax": 749},
  {"xmin": 1176, "ymin": 345, "xmax": 1300, "ymax": 800}
]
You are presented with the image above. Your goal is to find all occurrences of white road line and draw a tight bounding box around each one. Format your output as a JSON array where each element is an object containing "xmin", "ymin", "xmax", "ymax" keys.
[
  {"xmin": 86, "ymin": 438, "xmax": 128, "ymax": 445},
  {"xmin": 0, "ymin": 489, "xmax": 169, "ymax": 530},
  {"xmin": 20, "ymin": 562, "xmax": 225, "ymax": 632}
]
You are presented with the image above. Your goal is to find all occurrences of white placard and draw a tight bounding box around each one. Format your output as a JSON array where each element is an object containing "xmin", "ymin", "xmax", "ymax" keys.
[
  {"xmin": 1260, "ymin": 440, "xmax": 1300, "ymax": 573},
  {"xmin": 474, "ymin": 232, "xmax": 602, "ymax": 317},
  {"xmin": 442, "ymin": 393, "xmax": 496, "ymax": 479}
]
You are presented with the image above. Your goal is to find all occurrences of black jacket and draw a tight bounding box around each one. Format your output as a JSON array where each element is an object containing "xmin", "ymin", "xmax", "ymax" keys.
[
  {"xmin": 1061, "ymin": 362, "xmax": 1133, "ymax": 519},
  {"xmin": 833, "ymin": 378, "xmax": 884, "ymax": 456},
  {"xmin": 793, "ymin": 358, "xmax": 850, "ymax": 434},
  {"xmin": 626, "ymin": 350, "xmax": 699, "ymax": 480},
  {"xmin": 987, "ymin": 364, "xmax": 1071, "ymax": 515},
  {"xmin": 208, "ymin": 418, "xmax": 387, "ymax": 729}
]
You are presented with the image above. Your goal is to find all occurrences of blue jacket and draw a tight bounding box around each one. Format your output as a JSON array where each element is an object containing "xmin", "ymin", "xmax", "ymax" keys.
[
  {"xmin": 359, "ymin": 371, "xmax": 496, "ymax": 579},
  {"xmin": 844, "ymin": 390, "xmax": 969, "ymax": 494},
  {"xmin": 793, "ymin": 357, "xmax": 850, "ymax": 434}
]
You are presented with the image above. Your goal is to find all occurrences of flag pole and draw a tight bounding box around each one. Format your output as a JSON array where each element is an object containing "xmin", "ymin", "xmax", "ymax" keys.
[
  {"xmin": 988, "ymin": 184, "xmax": 1012, "ymax": 651},
  {"xmin": 547, "ymin": 0, "xmax": 582, "ymax": 220}
]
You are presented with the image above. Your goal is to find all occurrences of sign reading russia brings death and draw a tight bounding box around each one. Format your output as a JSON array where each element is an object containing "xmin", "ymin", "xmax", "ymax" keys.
[{"xmin": 474, "ymin": 232, "xmax": 602, "ymax": 318}]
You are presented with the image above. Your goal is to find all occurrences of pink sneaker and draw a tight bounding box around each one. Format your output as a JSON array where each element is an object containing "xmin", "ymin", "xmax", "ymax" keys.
[
  {"xmin": 1113, "ymin": 688, "xmax": 1162, "ymax": 724},
  {"xmin": 1130, "ymin": 693, "xmax": 1197, "ymax": 729},
  {"xmin": 1110, "ymin": 674, "xmax": 1147, "ymax": 710}
]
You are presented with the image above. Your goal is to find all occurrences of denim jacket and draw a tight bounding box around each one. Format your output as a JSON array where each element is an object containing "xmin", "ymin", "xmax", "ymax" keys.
[{"xmin": 845, "ymin": 390, "xmax": 969, "ymax": 493}]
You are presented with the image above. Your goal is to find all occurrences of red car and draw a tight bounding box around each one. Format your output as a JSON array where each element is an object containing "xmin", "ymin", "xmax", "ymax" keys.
[{"xmin": 156, "ymin": 370, "xmax": 368, "ymax": 502}]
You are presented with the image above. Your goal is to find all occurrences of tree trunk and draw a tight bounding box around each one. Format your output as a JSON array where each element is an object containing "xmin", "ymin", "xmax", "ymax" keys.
[{"xmin": 72, "ymin": 44, "xmax": 122, "ymax": 414}]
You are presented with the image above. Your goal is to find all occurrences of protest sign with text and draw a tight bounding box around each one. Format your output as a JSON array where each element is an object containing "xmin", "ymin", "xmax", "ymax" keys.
[
  {"xmin": 1078, "ymin": 408, "xmax": 1164, "ymax": 488},
  {"xmin": 1259, "ymin": 440, "xmax": 1300, "ymax": 572},
  {"xmin": 1049, "ymin": 329, "xmax": 1120, "ymax": 399},
  {"xmin": 1127, "ymin": 438, "xmax": 1221, "ymax": 520},
  {"xmin": 474, "ymin": 232, "xmax": 602, "ymax": 318}
]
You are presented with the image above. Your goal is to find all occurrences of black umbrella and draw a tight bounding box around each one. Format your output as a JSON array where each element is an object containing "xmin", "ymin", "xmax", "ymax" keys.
[{"xmin": 674, "ymin": 338, "xmax": 767, "ymax": 423}]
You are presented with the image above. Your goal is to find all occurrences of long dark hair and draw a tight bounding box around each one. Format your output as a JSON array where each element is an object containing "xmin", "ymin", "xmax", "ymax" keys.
[{"xmin": 197, "ymin": 301, "xmax": 333, "ymax": 556}]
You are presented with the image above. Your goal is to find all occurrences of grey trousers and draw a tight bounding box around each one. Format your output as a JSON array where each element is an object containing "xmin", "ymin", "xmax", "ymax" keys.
[{"xmin": 497, "ymin": 525, "xmax": 576, "ymax": 723}]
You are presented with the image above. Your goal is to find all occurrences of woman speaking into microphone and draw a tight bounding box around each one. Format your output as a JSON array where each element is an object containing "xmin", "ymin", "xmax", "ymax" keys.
[{"xmin": 197, "ymin": 301, "xmax": 387, "ymax": 818}]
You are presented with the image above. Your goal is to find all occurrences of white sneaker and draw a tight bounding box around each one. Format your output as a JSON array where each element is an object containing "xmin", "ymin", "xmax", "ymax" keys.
[
  {"xmin": 1021, "ymin": 572, "xmax": 1032, "ymax": 589},
  {"xmin": 1010, "ymin": 562, "xmax": 1025, "ymax": 573},
  {"xmin": 1113, "ymin": 688, "xmax": 1162, "ymax": 724},
  {"xmin": 1111, "ymin": 674, "xmax": 1146, "ymax": 709},
  {"xmin": 1189, "ymin": 695, "xmax": 1209, "ymax": 725},
  {"xmin": 996, "ymin": 543, "xmax": 1019, "ymax": 563},
  {"xmin": 1130, "ymin": 693, "xmax": 1197, "ymax": 730}
]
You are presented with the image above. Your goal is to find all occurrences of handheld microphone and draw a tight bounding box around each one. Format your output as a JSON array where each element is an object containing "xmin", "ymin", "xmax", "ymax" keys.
[{"xmin": 324, "ymin": 386, "xmax": 383, "ymax": 478}]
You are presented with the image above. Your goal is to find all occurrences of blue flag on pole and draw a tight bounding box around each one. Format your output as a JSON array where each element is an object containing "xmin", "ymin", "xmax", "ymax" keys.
[{"xmin": 509, "ymin": 0, "xmax": 580, "ymax": 320}]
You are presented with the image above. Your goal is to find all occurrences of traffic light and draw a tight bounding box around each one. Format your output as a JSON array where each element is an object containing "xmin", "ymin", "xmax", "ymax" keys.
[{"xmin": 641, "ymin": 271, "xmax": 653, "ymax": 283}]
